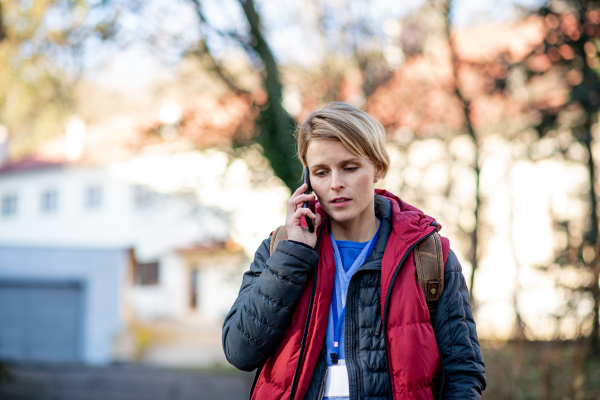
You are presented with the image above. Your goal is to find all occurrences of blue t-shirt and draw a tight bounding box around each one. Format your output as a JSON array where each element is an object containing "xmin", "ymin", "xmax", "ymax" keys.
[{"xmin": 337, "ymin": 241, "xmax": 369, "ymax": 273}]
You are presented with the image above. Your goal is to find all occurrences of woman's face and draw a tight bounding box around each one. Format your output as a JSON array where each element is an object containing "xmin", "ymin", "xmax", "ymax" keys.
[{"xmin": 305, "ymin": 139, "xmax": 382, "ymax": 224}]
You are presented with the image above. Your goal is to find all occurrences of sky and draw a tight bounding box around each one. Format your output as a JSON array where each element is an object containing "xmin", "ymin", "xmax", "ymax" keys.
[{"xmin": 85, "ymin": 0, "xmax": 548, "ymax": 94}]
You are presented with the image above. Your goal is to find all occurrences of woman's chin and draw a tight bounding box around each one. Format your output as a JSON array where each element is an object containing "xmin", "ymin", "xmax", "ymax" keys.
[{"xmin": 325, "ymin": 208, "xmax": 359, "ymax": 224}]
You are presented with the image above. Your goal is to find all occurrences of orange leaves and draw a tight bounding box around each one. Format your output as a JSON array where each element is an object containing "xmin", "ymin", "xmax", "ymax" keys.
[
  {"xmin": 559, "ymin": 13, "xmax": 582, "ymax": 41},
  {"xmin": 366, "ymin": 14, "xmax": 578, "ymax": 139},
  {"xmin": 586, "ymin": 10, "xmax": 600, "ymax": 24},
  {"xmin": 548, "ymin": 46, "xmax": 561, "ymax": 62},
  {"xmin": 567, "ymin": 70, "xmax": 583, "ymax": 86},
  {"xmin": 540, "ymin": 44, "xmax": 576, "ymax": 65},
  {"xmin": 527, "ymin": 54, "xmax": 552, "ymax": 72},
  {"xmin": 558, "ymin": 45, "xmax": 575, "ymax": 60},
  {"xmin": 546, "ymin": 14, "xmax": 560, "ymax": 30},
  {"xmin": 585, "ymin": 9, "xmax": 600, "ymax": 37},
  {"xmin": 544, "ymin": 10, "xmax": 600, "ymax": 61},
  {"xmin": 583, "ymin": 41, "xmax": 598, "ymax": 69}
]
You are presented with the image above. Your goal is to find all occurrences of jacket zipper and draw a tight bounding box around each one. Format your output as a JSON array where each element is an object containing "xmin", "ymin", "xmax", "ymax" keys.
[
  {"xmin": 317, "ymin": 358, "xmax": 328, "ymax": 400},
  {"xmin": 382, "ymin": 227, "xmax": 437, "ymax": 399},
  {"xmin": 288, "ymin": 221, "xmax": 326, "ymax": 400},
  {"xmin": 337, "ymin": 257, "xmax": 384, "ymax": 398},
  {"xmin": 350, "ymin": 278, "xmax": 363, "ymax": 400}
]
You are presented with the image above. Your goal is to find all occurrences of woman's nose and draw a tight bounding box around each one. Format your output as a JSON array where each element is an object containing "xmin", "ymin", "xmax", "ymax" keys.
[{"xmin": 330, "ymin": 172, "xmax": 345, "ymax": 190}]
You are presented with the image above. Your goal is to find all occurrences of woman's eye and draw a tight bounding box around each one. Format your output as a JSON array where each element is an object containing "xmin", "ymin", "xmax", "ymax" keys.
[
  {"xmin": 315, "ymin": 171, "xmax": 326, "ymax": 177},
  {"xmin": 345, "ymin": 167, "xmax": 358, "ymax": 172}
]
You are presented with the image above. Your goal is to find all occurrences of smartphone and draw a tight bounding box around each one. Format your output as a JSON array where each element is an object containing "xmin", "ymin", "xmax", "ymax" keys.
[{"xmin": 303, "ymin": 166, "xmax": 314, "ymax": 233}]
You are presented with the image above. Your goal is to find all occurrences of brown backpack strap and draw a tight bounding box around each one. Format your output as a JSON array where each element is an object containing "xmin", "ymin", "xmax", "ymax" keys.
[
  {"xmin": 414, "ymin": 232, "xmax": 445, "ymax": 304},
  {"xmin": 269, "ymin": 225, "xmax": 288, "ymax": 255},
  {"xmin": 415, "ymin": 231, "xmax": 447, "ymax": 400}
]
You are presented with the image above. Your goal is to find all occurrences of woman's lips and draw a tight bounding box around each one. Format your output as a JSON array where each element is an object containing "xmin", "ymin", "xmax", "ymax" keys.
[{"xmin": 331, "ymin": 198, "xmax": 351, "ymax": 208}]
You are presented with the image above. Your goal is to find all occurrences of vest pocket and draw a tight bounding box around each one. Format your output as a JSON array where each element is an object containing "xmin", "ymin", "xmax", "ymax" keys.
[{"xmin": 374, "ymin": 313, "xmax": 382, "ymax": 336}]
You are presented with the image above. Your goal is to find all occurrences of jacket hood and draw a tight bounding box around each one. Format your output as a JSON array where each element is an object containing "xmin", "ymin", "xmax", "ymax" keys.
[{"xmin": 374, "ymin": 188, "xmax": 442, "ymax": 236}]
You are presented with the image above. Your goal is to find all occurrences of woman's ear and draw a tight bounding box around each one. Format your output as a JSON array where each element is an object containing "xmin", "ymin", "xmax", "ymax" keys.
[{"xmin": 374, "ymin": 163, "xmax": 384, "ymax": 182}]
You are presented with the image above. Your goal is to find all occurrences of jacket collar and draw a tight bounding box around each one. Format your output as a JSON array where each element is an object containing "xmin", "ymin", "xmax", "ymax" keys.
[
  {"xmin": 365, "ymin": 195, "xmax": 393, "ymax": 264},
  {"xmin": 311, "ymin": 189, "xmax": 440, "ymax": 267}
]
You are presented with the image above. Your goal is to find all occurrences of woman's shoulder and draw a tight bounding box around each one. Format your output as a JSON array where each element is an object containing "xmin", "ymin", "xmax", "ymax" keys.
[
  {"xmin": 254, "ymin": 236, "xmax": 272, "ymax": 261},
  {"xmin": 444, "ymin": 249, "xmax": 463, "ymax": 274}
]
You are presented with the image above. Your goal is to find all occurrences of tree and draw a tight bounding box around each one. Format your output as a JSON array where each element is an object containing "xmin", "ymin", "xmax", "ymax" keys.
[
  {"xmin": 443, "ymin": 0, "xmax": 483, "ymax": 306},
  {"xmin": 188, "ymin": 0, "xmax": 300, "ymax": 191},
  {"xmin": 186, "ymin": 0, "xmax": 402, "ymax": 190},
  {"xmin": 0, "ymin": 0, "xmax": 120, "ymax": 157},
  {"xmin": 366, "ymin": 0, "xmax": 493, "ymax": 306},
  {"xmin": 513, "ymin": 0, "xmax": 600, "ymax": 353}
]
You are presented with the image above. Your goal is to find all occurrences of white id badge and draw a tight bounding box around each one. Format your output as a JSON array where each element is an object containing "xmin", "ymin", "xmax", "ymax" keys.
[{"xmin": 324, "ymin": 360, "xmax": 350, "ymax": 398}]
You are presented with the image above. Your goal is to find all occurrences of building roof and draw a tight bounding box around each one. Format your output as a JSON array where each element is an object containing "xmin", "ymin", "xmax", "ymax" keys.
[{"xmin": 0, "ymin": 158, "xmax": 65, "ymax": 174}]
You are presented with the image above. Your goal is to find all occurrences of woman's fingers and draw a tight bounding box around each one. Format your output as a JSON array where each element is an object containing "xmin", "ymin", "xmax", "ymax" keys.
[
  {"xmin": 286, "ymin": 201, "xmax": 320, "ymax": 246},
  {"xmin": 286, "ymin": 184, "xmax": 320, "ymax": 245},
  {"xmin": 292, "ymin": 207, "xmax": 316, "ymax": 223},
  {"xmin": 287, "ymin": 192, "xmax": 315, "ymax": 216},
  {"xmin": 292, "ymin": 194, "xmax": 315, "ymax": 208},
  {"xmin": 287, "ymin": 184, "xmax": 308, "ymax": 212},
  {"xmin": 313, "ymin": 213, "xmax": 322, "ymax": 230},
  {"xmin": 291, "ymin": 183, "xmax": 308, "ymax": 198}
]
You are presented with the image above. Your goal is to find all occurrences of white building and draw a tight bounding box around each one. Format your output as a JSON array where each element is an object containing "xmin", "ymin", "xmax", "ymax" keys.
[{"xmin": 0, "ymin": 105, "xmax": 289, "ymax": 365}]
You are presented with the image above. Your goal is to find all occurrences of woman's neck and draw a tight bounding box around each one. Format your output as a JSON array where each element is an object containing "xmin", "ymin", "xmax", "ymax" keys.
[{"xmin": 330, "ymin": 206, "xmax": 379, "ymax": 242}]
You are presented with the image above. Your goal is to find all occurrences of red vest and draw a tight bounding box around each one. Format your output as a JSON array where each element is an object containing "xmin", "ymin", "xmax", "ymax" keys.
[{"xmin": 251, "ymin": 190, "xmax": 450, "ymax": 400}]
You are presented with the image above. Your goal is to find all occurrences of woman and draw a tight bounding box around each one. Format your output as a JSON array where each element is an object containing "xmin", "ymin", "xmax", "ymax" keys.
[{"xmin": 222, "ymin": 102, "xmax": 486, "ymax": 400}]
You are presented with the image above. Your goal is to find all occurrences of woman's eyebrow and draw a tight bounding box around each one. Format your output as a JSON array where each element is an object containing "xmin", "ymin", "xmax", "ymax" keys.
[
  {"xmin": 309, "ymin": 158, "xmax": 362, "ymax": 170},
  {"xmin": 340, "ymin": 157, "xmax": 362, "ymax": 165}
]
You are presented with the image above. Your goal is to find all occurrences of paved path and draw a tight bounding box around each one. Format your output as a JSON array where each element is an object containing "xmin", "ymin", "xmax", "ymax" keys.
[{"xmin": 0, "ymin": 363, "xmax": 253, "ymax": 400}]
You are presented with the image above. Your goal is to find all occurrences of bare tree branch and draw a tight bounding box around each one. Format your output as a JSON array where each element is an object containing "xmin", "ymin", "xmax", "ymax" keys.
[
  {"xmin": 188, "ymin": 0, "xmax": 252, "ymax": 97},
  {"xmin": 238, "ymin": 0, "xmax": 283, "ymax": 103}
]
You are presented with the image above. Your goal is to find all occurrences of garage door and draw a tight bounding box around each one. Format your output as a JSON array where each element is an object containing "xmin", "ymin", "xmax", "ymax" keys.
[{"xmin": 0, "ymin": 280, "xmax": 83, "ymax": 362}]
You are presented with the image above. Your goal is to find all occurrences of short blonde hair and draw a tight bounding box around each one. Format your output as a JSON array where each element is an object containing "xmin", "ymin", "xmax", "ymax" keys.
[{"xmin": 296, "ymin": 102, "xmax": 390, "ymax": 177}]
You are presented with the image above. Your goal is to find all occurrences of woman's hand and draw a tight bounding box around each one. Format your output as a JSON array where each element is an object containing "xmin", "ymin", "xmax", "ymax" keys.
[{"xmin": 285, "ymin": 183, "xmax": 322, "ymax": 248}]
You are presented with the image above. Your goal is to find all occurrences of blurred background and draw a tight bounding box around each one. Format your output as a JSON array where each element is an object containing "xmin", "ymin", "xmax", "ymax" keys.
[{"xmin": 0, "ymin": 0, "xmax": 599, "ymax": 398}]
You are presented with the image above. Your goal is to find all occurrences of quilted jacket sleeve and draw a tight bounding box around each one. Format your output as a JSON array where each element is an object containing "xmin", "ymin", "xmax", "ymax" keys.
[
  {"xmin": 433, "ymin": 249, "xmax": 487, "ymax": 399},
  {"xmin": 222, "ymin": 237, "xmax": 319, "ymax": 371}
]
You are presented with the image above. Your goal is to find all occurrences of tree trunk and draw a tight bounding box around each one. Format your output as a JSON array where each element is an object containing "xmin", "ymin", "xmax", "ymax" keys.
[
  {"xmin": 582, "ymin": 120, "xmax": 600, "ymax": 353},
  {"xmin": 576, "ymin": 7, "xmax": 600, "ymax": 348},
  {"xmin": 0, "ymin": 1, "xmax": 6, "ymax": 43},
  {"xmin": 592, "ymin": 265, "xmax": 600, "ymax": 353},
  {"xmin": 238, "ymin": 0, "xmax": 301, "ymax": 191},
  {"xmin": 443, "ymin": 0, "xmax": 481, "ymax": 305}
]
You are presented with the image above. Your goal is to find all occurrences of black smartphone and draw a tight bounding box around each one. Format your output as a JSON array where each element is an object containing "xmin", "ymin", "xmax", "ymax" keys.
[{"xmin": 303, "ymin": 166, "xmax": 314, "ymax": 233}]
